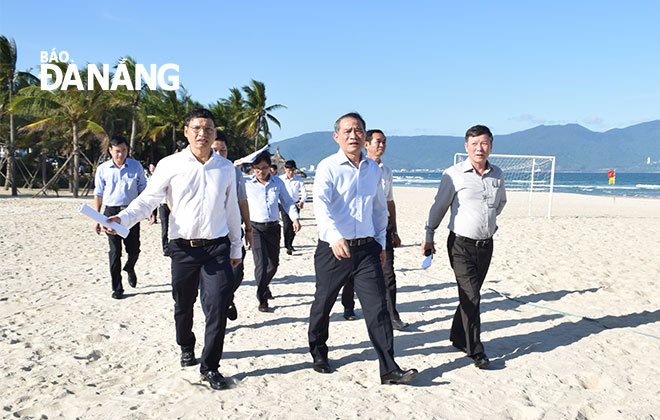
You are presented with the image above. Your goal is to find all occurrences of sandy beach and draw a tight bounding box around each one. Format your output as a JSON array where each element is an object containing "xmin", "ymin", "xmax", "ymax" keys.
[{"xmin": 1, "ymin": 187, "xmax": 659, "ymax": 419}]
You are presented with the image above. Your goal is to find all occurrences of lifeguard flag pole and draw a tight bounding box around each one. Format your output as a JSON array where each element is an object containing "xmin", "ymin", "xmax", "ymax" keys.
[{"xmin": 608, "ymin": 169, "xmax": 616, "ymax": 202}]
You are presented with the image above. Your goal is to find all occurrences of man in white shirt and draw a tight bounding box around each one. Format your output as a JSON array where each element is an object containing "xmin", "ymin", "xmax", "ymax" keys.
[
  {"xmin": 212, "ymin": 133, "xmax": 253, "ymax": 322},
  {"xmin": 308, "ymin": 112, "xmax": 418, "ymax": 385},
  {"xmin": 245, "ymin": 151, "xmax": 300, "ymax": 312},
  {"xmin": 106, "ymin": 108, "xmax": 242, "ymax": 390},
  {"xmin": 341, "ymin": 129, "xmax": 408, "ymax": 329},
  {"xmin": 422, "ymin": 124, "xmax": 507, "ymax": 369},
  {"xmin": 279, "ymin": 160, "xmax": 307, "ymax": 255}
]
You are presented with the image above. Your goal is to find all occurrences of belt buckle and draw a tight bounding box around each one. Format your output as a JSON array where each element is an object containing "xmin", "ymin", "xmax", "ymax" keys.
[
  {"xmin": 189, "ymin": 239, "xmax": 203, "ymax": 247},
  {"xmin": 475, "ymin": 239, "xmax": 487, "ymax": 247}
]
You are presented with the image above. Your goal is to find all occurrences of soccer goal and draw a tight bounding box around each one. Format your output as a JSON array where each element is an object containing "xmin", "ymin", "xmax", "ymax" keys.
[{"xmin": 454, "ymin": 153, "xmax": 556, "ymax": 218}]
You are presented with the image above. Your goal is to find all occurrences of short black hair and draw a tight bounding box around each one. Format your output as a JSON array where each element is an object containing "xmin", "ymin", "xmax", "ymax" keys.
[
  {"xmin": 252, "ymin": 151, "xmax": 271, "ymax": 166},
  {"xmin": 465, "ymin": 125, "xmax": 493, "ymax": 142},
  {"xmin": 284, "ymin": 160, "xmax": 297, "ymax": 169},
  {"xmin": 366, "ymin": 129, "xmax": 385, "ymax": 143},
  {"xmin": 334, "ymin": 112, "xmax": 366, "ymax": 133},
  {"xmin": 215, "ymin": 129, "xmax": 227, "ymax": 143},
  {"xmin": 270, "ymin": 164, "xmax": 278, "ymax": 170},
  {"xmin": 109, "ymin": 135, "xmax": 128, "ymax": 148},
  {"xmin": 184, "ymin": 108, "xmax": 216, "ymax": 127}
]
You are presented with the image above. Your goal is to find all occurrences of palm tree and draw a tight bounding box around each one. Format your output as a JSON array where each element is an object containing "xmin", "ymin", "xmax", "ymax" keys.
[
  {"xmin": 237, "ymin": 80, "xmax": 286, "ymax": 151},
  {"xmin": 11, "ymin": 67, "xmax": 111, "ymax": 197},
  {"xmin": 145, "ymin": 87, "xmax": 192, "ymax": 153},
  {"xmin": 112, "ymin": 56, "xmax": 147, "ymax": 156},
  {"xmin": 0, "ymin": 35, "xmax": 38, "ymax": 195}
]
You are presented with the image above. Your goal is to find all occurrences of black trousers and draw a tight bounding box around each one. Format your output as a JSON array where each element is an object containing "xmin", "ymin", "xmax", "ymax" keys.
[
  {"xmin": 251, "ymin": 222, "xmax": 281, "ymax": 303},
  {"xmin": 158, "ymin": 204, "xmax": 170, "ymax": 256},
  {"xmin": 169, "ymin": 236, "xmax": 234, "ymax": 374},
  {"xmin": 447, "ymin": 232, "xmax": 493, "ymax": 357},
  {"xmin": 231, "ymin": 245, "xmax": 246, "ymax": 298},
  {"xmin": 309, "ymin": 240, "xmax": 399, "ymax": 376},
  {"xmin": 104, "ymin": 206, "xmax": 140, "ymax": 293},
  {"xmin": 279, "ymin": 204, "xmax": 296, "ymax": 251},
  {"xmin": 342, "ymin": 228, "xmax": 400, "ymax": 321}
]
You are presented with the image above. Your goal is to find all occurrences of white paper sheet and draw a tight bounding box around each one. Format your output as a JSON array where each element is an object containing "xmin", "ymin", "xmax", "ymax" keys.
[{"xmin": 78, "ymin": 204, "xmax": 130, "ymax": 238}]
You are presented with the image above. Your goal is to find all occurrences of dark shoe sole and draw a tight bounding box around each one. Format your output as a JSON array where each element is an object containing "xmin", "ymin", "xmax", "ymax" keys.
[{"xmin": 381, "ymin": 369, "xmax": 419, "ymax": 385}]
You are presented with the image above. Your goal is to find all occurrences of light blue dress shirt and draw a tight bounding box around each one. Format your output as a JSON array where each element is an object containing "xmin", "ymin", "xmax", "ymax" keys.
[
  {"xmin": 245, "ymin": 174, "xmax": 299, "ymax": 223},
  {"xmin": 93, "ymin": 158, "xmax": 147, "ymax": 206},
  {"xmin": 313, "ymin": 149, "xmax": 388, "ymax": 250}
]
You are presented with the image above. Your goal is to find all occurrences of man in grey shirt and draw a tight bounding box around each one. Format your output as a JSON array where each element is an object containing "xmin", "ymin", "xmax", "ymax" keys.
[{"xmin": 422, "ymin": 125, "xmax": 506, "ymax": 369}]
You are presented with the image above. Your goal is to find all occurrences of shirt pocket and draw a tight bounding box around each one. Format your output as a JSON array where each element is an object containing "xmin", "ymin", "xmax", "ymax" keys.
[{"xmin": 486, "ymin": 179, "xmax": 501, "ymax": 207}]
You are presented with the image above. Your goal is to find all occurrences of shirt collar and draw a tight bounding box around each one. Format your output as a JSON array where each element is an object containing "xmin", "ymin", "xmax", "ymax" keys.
[
  {"xmin": 183, "ymin": 145, "xmax": 218, "ymax": 164},
  {"xmin": 334, "ymin": 148, "xmax": 367, "ymax": 167},
  {"xmin": 461, "ymin": 158, "xmax": 491, "ymax": 174}
]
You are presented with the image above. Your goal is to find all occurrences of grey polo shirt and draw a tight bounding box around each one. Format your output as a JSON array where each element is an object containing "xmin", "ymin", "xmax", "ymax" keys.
[{"xmin": 425, "ymin": 159, "xmax": 507, "ymax": 242}]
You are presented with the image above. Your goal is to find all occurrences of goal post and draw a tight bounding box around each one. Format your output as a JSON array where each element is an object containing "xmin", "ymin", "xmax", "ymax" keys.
[{"xmin": 454, "ymin": 153, "xmax": 556, "ymax": 218}]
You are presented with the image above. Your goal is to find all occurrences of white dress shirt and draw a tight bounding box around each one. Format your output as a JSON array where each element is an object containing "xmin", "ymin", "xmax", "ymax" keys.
[
  {"xmin": 245, "ymin": 174, "xmax": 299, "ymax": 223},
  {"xmin": 116, "ymin": 147, "xmax": 242, "ymax": 259},
  {"xmin": 279, "ymin": 173, "xmax": 308, "ymax": 203},
  {"xmin": 425, "ymin": 159, "xmax": 507, "ymax": 242},
  {"xmin": 379, "ymin": 162, "xmax": 394, "ymax": 202},
  {"xmin": 313, "ymin": 149, "xmax": 388, "ymax": 250}
]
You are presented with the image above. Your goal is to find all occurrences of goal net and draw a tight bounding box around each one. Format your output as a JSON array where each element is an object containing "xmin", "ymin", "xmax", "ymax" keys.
[{"xmin": 454, "ymin": 153, "xmax": 556, "ymax": 218}]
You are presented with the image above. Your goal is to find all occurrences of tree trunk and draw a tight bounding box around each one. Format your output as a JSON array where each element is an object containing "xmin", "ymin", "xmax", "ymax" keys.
[
  {"xmin": 41, "ymin": 150, "xmax": 47, "ymax": 187},
  {"xmin": 72, "ymin": 122, "xmax": 80, "ymax": 198},
  {"xmin": 129, "ymin": 101, "xmax": 138, "ymax": 157},
  {"xmin": 8, "ymin": 111, "xmax": 17, "ymax": 195},
  {"xmin": 172, "ymin": 125, "xmax": 176, "ymax": 153}
]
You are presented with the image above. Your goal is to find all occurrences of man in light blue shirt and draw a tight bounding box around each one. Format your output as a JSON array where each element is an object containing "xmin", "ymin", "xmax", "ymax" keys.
[
  {"xmin": 245, "ymin": 151, "xmax": 300, "ymax": 312},
  {"xmin": 93, "ymin": 136, "xmax": 147, "ymax": 299},
  {"xmin": 308, "ymin": 112, "xmax": 417, "ymax": 385}
]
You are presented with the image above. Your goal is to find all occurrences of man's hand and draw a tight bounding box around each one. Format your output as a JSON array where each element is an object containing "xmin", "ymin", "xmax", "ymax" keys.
[
  {"xmin": 148, "ymin": 213, "xmax": 156, "ymax": 225},
  {"xmin": 245, "ymin": 230, "xmax": 254, "ymax": 250},
  {"xmin": 103, "ymin": 216, "xmax": 121, "ymax": 235},
  {"xmin": 230, "ymin": 258, "xmax": 241, "ymax": 268},
  {"xmin": 392, "ymin": 232, "xmax": 401, "ymax": 248},
  {"xmin": 292, "ymin": 219, "xmax": 301, "ymax": 233},
  {"xmin": 94, "ymin": 223, "xmax": 102, "ymax": 235},
  {"xmin": 331, "ymin": 238, "xmax": 351, "ymax": 261},
  {"xmin": 296, "ymin": 201, "xmax": 304, "ymax": 210},
  {"xmin": 380, "ymin": 250, "xmax": 386, "ymax": 267},
  {"xmin": 421, "ymin": 241, "xmax": 435, "ymax": 256}
]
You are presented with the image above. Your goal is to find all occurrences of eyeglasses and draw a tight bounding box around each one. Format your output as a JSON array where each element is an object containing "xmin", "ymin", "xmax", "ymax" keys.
[
  {"xmin": 188, "ymin": 126, "xmax": 216, "ymax": 136},
  {"xmin": 253, "ymin": 165, "xmax": 270, "ymax": 173}
]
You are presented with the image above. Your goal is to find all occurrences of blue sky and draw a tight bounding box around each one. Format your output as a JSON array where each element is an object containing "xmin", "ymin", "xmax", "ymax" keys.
[{"xmin": 1, "ymin": 0, "xmax": 658, "ymax": 142}]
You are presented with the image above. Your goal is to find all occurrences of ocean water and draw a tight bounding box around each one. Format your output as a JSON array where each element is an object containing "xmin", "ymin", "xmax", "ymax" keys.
[{"xmin": 391, "ymin": 171, "xmax": 660, "ymax": 198}]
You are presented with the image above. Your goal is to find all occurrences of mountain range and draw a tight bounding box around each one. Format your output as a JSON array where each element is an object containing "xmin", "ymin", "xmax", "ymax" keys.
[{"xmin": 272, "ymin": 120, "xmax": 660, "ymax": 172}]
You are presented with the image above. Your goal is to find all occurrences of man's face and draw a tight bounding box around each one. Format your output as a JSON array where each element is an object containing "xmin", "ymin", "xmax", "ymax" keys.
[
  {"xmin": 109, "ymin": 143, "xmax": 128, "ymax": 166},
  {"xmin": 269, "ymin": 167, "xmax": 278, "ymax": 176},
  {"xmin": 184, "ymin": 117, "xmax": 216, "ymax": 156},
  {"xmin": 284, "ymin": 167, "xmax": 295, "ymax": 178},
  {"xmin": 333, "ymin": 117, "xmax": 365, "ymax": 156},
  {"xmin": 252, "ymin": 161, "xmax": 271, "ymax": 183},
  {"xmin": 365, "ymin": 132, "xmax": 386, "ymax": 159},
  {"xmin": 464, "ymin": 134, "xmax": 492, "ymax": 167},
  {"xmin": 212, "ymin": 140, "xmax": 228, "ymax": 158}
]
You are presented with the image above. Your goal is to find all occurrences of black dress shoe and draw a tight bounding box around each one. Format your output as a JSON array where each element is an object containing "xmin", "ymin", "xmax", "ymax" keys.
[
  {"xmin": 227, "ymin": 302, "xmax": 238, "ymax": 321},
  {"xmin": 312, "ymin": 359, "xmax": 331, "ymax": 374},
  {"xmin": 126, "ymin": 268, "xmax": 137, "ymax": 288},
  {"xmin": 111, "ymin": 290, "xmax": 124, "ymax": 299},
  {"xmin": 201, "ymin": 371, "xmax": 229, "ymax": 390},
  {"xmin": 380, "ymin": 368, "xmax": 419, "ymax": 385},
  {"xmin": 286, "ymin": 248, "xmax": 293, "ymax": 255},
  {"xmin": 258, "ymin": 302, "xmax": 269, "ymax": 312},
  {"xmin": 180, "ymin": 351, "xmax": 196, "ymax": 367},
  {"xmin": 472, "ymin": 352, "xmax": 490, "ymax": 369},
  {"xmin": 343, "ymin": 309, "xmax": 357, "ymax": 321},
  {"xmin": 392, "ymin": 319, "xmax": 409, "ymax": 330}
]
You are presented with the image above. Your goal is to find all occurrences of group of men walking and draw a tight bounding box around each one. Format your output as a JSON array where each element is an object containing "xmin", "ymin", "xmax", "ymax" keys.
[{"xmin": 94, "ymin": 108, "xmax": 506, "ymax": 390}]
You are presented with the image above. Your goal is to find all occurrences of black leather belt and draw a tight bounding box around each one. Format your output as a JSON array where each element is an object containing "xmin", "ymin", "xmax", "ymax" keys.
[
  {"xmin": 453, "ymin": 233, "xmax": 492, "ymax": 248},
  {"xmin": 174, "ymin": 237, "xmax": 224, "ymax": 248},
  {"xmin": 252, "ymin": 221, "xmax": 280, "ymax": 228},
  {"xmin": 347, "ymin": 237, "xmax": 374, "ymax": 247}
]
